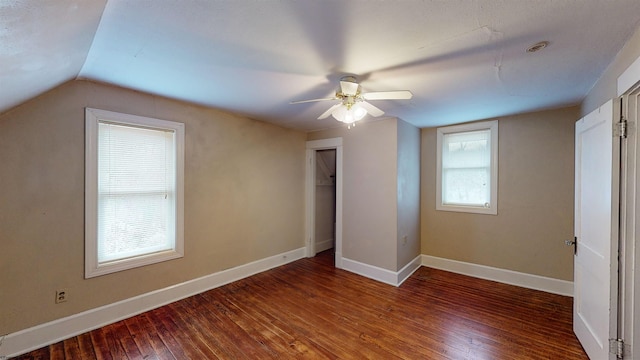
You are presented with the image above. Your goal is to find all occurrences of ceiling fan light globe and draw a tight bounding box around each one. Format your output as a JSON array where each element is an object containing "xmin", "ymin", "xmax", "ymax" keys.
[
  {"xmin": 353, "ymin": 106, "xmax": 367, "ymax": 120},
  {"xmin": 343, "ymin": 111, "xmax": 355, "ymax": 124},
  {"xmin": 331, "ymin": 105, "xmax": 347, "ymax": 122}
]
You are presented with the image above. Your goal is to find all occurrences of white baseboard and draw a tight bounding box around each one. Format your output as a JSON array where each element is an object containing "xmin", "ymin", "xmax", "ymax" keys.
[
  {"xmin": 1, "ymin": 247, "xmax": 306, "ymax": 358},
  {"xmin": 421, "ymin": 255, "xmax": 574, "ymax": 297},
  {"xmin": 315, "ymin": 238, "xmax": 334, "ymax": 253},
  {"xmin": 397, "ymin": 255, "xmax": 422, "ymax": 286},
  {"xmin": 341, "ymin": 254, "xmax": 421, "ymax": 287},
  {"xmin": 342, "ymin": 257, "xmax": 398, "ymax": 286}
]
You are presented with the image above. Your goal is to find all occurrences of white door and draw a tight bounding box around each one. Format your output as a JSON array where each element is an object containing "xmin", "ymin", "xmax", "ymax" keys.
[{"xmin": 574, "ymin": 99, "xmax": 619, "ymax": 359}]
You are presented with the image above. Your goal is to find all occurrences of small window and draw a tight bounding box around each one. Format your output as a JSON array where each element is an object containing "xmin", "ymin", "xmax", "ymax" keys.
[
  {"xmin": 85, "ymin": 108, "xmax": 184, "ymax": 278},
  {"xmin": 436, "ymin": 120, "xmax": 498, "ymax": 215}
]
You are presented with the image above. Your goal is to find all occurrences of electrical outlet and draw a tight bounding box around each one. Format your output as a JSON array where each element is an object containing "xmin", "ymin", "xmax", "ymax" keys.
[
  {"xmin": 55, "ymin": 289, "xmax": 67, "ymax": 304},
  {"xmin": 402, "ymin": 235, "xmax": 408, "ymax": 245}
]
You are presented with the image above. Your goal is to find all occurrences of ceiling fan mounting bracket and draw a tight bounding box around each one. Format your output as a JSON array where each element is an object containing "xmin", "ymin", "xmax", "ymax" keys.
[{"xmin": 340, "ymin": 75, "xmax": 358, "ymax": 83}]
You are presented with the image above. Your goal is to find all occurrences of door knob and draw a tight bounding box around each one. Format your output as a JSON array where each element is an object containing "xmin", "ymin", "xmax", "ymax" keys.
[{"xmin": 565, "ymin": 237, "xmax": 577, "ymax": 254}]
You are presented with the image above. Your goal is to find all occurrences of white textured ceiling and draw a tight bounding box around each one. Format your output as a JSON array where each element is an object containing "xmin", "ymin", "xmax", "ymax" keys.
[{"xmin": 2, "ymin": 1, "xmax": 640, "ymax": 131}]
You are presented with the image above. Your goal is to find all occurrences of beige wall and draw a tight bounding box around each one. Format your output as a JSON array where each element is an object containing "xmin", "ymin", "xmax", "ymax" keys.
[
  {"xmin": 421, "ymin": 107, "xmax": 578, "ymax": 281},
  {"xmin": 396, "ymin": 119, "xmax": 421, "ymax": 270},
  {"xmin": 308, "ymin": 118, "xmax": 420, "ymax": 272},
  {"xmin": 0, "ymin": 80, "xmax": 306, "ymax": 335},
  {"xmin": 584, "ymin": 25, "xmax": 640, "ymax": 114}
]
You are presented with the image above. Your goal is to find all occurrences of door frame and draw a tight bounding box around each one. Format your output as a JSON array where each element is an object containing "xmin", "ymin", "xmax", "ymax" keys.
[
  {"xmin": 617, "ymin": 56, "xmax": 640, "ymax": 359},
  {"xmin": 617, "ymin": 89, "xmax": 639, "ymax": 359},
  {"xmin": 305, "ymin": 137, "xmax": 343, "ymax": 268}
]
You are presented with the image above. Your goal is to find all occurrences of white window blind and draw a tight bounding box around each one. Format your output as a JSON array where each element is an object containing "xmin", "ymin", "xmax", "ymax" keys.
[
  {"xmin": 436, "ymin": 120, "xmax": 498, "ymax": 215},
  {"xmin": 441, "ymin": 129, "xmax": 491, "ymax": 207},
  {"xmin": 98, "ymin": 122, "xmax": 176, "ymax": 262},
  {"xmin": 85, "ymin": 108, "xmax": 184, "ymax": 278}
]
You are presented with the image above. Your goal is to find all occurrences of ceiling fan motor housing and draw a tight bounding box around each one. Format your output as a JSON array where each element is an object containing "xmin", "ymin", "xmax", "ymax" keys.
[{"xmin": 339, "ymin": 76, "xmax": 361, "ymax": 97}]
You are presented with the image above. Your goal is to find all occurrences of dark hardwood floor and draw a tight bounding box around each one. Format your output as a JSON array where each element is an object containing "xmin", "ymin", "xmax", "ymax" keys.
[{"xmin": 14, "ymin": 250, "xmax": 588, "ymax": 359}]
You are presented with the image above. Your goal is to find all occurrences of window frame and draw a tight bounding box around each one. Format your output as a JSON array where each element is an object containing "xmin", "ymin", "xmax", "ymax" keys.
[
  {"xmin": 85, "ymin": 108, "xmax": 185, "ymax": 278},
  {"xmin": 436, "ymin": 120, "xmax": 498, "ymax": 215}
]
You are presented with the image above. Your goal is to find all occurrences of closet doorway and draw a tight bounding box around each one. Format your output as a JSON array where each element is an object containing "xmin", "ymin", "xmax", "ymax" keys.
[
  {"xmin": 314, "ymin": 149, "xmax": 337, "ymax": 254},
  {"xmin": 305, "ymin": 138, "xmax": 343, "ymax": 268}
]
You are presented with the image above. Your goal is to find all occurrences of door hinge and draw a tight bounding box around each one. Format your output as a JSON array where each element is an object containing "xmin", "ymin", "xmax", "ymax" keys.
[
  {"xmin": 616, "ymin": 118, "xmax": 628, "ymax": 138},
  {"xmin": 609, "ymin": 338, "xmax": 624, "ymax": 359}
]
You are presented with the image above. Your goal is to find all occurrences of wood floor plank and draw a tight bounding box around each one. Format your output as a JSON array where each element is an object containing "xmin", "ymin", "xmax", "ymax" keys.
[
  {"xmin": 215, "ymin": 283, "xmax": 338, "ymax": 358},
  {"xmin": 88, "ymin": 327, "xmax": 113, "ymax": 360},
  {"xmin": 15, "ymin": 346, "xmax": 49, "ymax": 360},
  {"xmin": 123, "ymin": 316, "xmax": 160, "ymax": 360},
  {"xmin": 62, "ymin": 337, "xmax": 81, "ymax": 359},
  {"xmin": 110, "ymin": 320, "xmax": 142, "ymax": 359},
  {"xmin": 13, "ymin": 250, "xmax": 588, "ymax": 359},
  {"xmin": 263, "ymin": 268, "xmax": 464, "ymax": 359},
  {"xmin": 143, "ymin": 309, "xmax": 189, "ymax": 359},
  {"xmin": 171, "ymin": 295, "xmax": 249, "ymax": 358},
  {"xmin": 101, "ymin": 323, "xmax": 128, "ymax": 359},
  {"xmin": 126, "ymin": 313, "xmax": 173, "ymax": 359},
  {"xmin": 148, "ymin": 304, "xmax": 214, "ymax": 359},
  {"xmin": 76, "ymin": 333, "xmax": 97, "ymax": 360},
  {"xmin": 275, "ymin": 262, "xmax": 472, "ymax": 356},
  {"xmin": 48, "ymin": 342, "xmax": 64, "ymax": 359},
  {"xmin": 205, "ymin": 294, "xmax": 303, "ymax": 357},
  {"xmin": 245, "ymin": 273, "xmax": 406, "ymax": 359},
  {"xmin": 185, "ymin": 293, "xmax": 283, "ymax": 359}
]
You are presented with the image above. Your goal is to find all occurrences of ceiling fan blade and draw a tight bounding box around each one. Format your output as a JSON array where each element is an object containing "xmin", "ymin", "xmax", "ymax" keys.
[
  {"xmin": 360, "ymin": 101, "xmax": 385, "ymax": 117},
  {"xmin": 290, "ymin": 97, "xmax": 337, "ymax": 104},
  {"xmin": 362, "ymin": 90, "xmax": 413, "ymax": 100},
  {"xmin": 318, "ymin": 104, "xmax": 342, "ymax": 119}
]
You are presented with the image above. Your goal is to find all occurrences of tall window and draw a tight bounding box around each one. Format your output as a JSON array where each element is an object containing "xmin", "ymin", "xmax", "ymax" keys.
[
  {"xmin": 85, "ymin": 108, "xmax": 184, "ymax": 278},
  {"xmin": 436, "ymin": 120, "xmax": 498, "ymax": 215}
]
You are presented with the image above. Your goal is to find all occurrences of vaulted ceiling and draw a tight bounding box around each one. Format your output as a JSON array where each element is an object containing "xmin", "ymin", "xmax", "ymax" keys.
[{"xmin": 2, "ymin": 1, "xmax": 640, "ymax": 131}]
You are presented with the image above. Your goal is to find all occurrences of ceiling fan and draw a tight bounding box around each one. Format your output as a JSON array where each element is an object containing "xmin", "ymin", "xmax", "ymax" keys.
[{"xmin": 290, "ymin": 76, "xmax": 413, "ymax": 127}]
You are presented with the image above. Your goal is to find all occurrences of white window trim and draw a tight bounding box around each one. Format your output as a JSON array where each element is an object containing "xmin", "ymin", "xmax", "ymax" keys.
[
  {"xmin": 85, "ymin": 108, "xmax": 185, "ymax": 278},
  {"xmin": 436, "ymin": 120, "xmax": 498, "ymax": 215}
]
